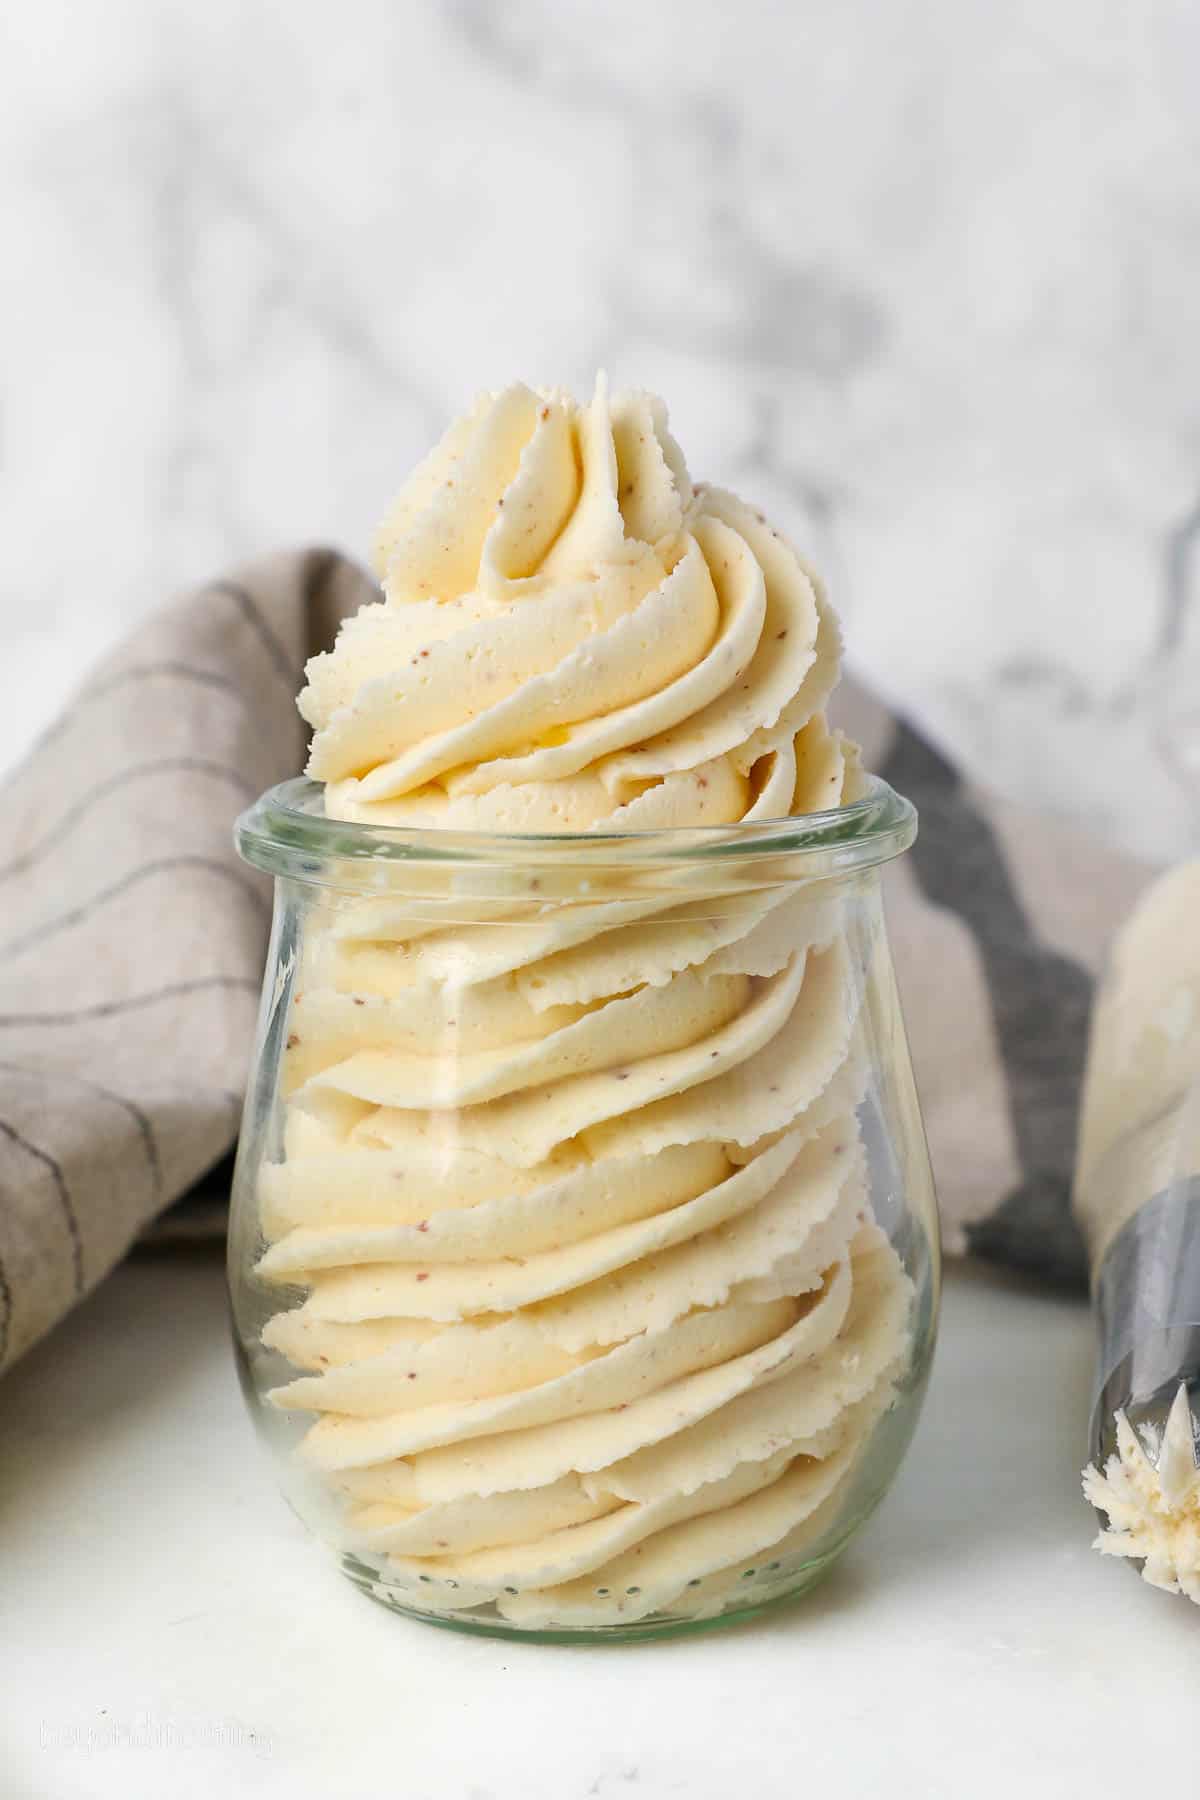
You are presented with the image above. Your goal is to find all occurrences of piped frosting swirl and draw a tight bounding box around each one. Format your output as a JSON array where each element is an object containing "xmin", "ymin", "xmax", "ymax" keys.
[{"xmin": 258, "ymin": 379, "xmax": 912, "ymax": 1628}]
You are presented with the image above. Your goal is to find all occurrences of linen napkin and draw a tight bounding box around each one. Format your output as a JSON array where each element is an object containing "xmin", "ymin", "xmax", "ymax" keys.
[
  {"xmin": 0, "ymin": 551, "xmax": 363, "ymax": 1373},
  {"xmin": 0, "ymin": 551, "xmax": 1149, "ymax": 1375}
]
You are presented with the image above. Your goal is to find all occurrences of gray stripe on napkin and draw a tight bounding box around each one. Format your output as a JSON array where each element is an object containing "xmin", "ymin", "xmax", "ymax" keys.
[{"xmin": 881, "ymin": 722, "xmax": 1094, "ymax": 1285}]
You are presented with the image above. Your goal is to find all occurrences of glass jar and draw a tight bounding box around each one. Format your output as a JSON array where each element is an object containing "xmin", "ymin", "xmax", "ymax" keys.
[{"xmin": 229, "ymin": 775, "xmax": 939, "ymax": 1642}]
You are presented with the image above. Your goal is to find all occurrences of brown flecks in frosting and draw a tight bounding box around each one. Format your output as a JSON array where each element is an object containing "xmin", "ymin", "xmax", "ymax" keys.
[
  {"xmin": 273, "ymin": 385, "xmax": 896, "ymax": 1629},
  {"xmin": 286, "ymin": 1034, "xmax": 300, "ymax": 1049}
]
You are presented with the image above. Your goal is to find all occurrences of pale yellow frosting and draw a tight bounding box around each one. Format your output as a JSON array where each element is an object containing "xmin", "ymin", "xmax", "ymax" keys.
[{"xmin": 257, "ymin": 379, "xmax": 912, "ymax": 1626}]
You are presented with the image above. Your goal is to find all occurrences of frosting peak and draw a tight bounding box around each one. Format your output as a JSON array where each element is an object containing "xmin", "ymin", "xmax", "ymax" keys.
[{"xmin": 299, "ymin": 379, "xmax": 846, "ymax": 834}]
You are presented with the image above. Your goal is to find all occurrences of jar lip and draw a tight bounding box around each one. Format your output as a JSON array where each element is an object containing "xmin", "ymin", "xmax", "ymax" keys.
[{"xmin": 235, "ymin": 775, "xmax": 917, "ymax": 885}]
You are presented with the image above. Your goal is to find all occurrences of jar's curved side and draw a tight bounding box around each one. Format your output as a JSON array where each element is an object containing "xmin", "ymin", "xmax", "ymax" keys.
[
  {"xmin": 227, "ymin": 880, "xmax": 341, "ymax": 1535},
  {"xmin": 227, "ymin": 877, "xmax": 294, "ymax": 1333},
  {"xmin": 227, "ymin": 859, "xmax": 939, "ymax": 1639}
]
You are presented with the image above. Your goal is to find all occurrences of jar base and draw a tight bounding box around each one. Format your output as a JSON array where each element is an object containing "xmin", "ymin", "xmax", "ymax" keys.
[{"xmin": 339, "ymin": 1544, "xmax": 849, "ymax": 1645}]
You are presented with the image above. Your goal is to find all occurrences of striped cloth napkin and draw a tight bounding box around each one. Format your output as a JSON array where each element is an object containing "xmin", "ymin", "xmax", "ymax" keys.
[{"xmin": 0, "ymin": 552, "xmax": 1149, "ymax": 1374}]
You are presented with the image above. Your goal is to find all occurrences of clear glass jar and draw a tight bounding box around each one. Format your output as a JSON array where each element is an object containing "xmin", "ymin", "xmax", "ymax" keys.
[{"xmin": 229, "ymin": 775, "xmax": 939, "ymax": 1642}]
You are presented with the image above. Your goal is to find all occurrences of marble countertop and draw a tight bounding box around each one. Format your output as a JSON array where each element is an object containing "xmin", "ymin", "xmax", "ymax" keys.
[{"xmin": 3, "ymin": 1252, "xmax": 1194, "ymax": 1799}]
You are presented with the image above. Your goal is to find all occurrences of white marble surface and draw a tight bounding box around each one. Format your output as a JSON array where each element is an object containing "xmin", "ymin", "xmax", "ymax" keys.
[
  {"xmin": 3, "ymin": 1253, "xmax": 1195, "ymax": 1799},
  {"xmin": 4, "ymin": 1, "xmax": 1200, "ymax": 856}
]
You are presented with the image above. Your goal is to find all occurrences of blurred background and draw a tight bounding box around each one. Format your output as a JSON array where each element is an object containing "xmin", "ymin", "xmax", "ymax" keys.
[{"xmin": 3, "ymin": 0, "xmax": 1198, "ymax": 859}]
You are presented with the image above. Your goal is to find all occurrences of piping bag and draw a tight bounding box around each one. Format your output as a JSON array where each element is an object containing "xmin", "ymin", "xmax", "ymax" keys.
[{"xmin": 1078, "ymin": 861, "xmax": 1200, "ymax": 1600}]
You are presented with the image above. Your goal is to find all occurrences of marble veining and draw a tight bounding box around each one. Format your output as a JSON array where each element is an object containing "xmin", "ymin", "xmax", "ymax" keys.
[{"xmin": 3, "ymin": 0, "xmax": 1199, "ymax": 860}]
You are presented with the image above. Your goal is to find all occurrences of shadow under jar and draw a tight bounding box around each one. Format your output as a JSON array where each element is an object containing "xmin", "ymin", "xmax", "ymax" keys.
[{"xmin": 229, "ymin": 775, "xmax": 939, "ymax": 1642}]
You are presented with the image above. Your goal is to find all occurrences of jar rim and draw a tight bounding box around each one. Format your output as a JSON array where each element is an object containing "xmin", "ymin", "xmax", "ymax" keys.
[{"xmin": 235, "ymin": 776, "xmax": 916, "ymax": 889}]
